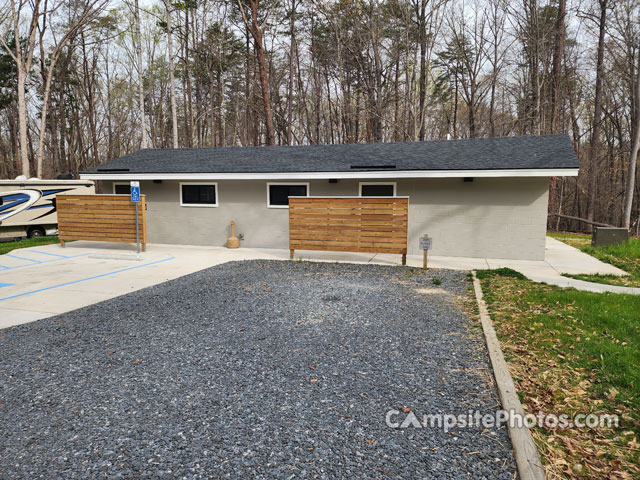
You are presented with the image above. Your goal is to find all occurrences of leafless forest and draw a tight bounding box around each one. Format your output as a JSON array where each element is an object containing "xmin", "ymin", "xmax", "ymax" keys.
[{"xmin": 1, "ymin": 0, "xmax": 639, "ymax": 232}]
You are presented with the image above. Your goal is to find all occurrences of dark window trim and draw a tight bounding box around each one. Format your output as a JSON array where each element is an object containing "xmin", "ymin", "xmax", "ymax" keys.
[
  {"xmin": 179, "ymin": 182, "xmax": 218, "ymax": 207},
  {"xmin": 266, "ymin": 182, "xmax": 309, "ymax": 208},
  {"xmin": 113, "ymin": 182, "xmax": 131, "ymax": 195},
  {"xmin": 359, "ymin": 182, "xmax": 397, "ymax": 197}
]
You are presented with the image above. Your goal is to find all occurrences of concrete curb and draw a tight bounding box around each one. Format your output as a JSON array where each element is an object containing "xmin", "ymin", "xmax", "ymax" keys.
[{"xmin": 471, "ymin": 271, "xmax": 546, "ymax": 480}]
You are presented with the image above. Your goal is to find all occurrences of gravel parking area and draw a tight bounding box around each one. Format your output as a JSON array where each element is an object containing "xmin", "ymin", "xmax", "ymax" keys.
[{"xmin": 0, "ymin": 260, "xmax": 515, "ymax": 479}]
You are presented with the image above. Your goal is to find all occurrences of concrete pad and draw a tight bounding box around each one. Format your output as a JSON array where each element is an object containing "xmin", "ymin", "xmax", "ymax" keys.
[
  {"xmin": 1, "ymin": 236, "xmax": 637, "ymax": 330},
  {"xmin": 0, "ymin": 255, "xmax": 40, "ymax": 268},
  {"xmin": 1, "ymin": 289, "xmax": 117, "ymax": 314},
  {"xmin": 543, "ymin": 237, "xmax": 627, "ymax": 275},
  {"xmin": 88, "ymin": 253, "xmax": 143, "ymax": 261},
  {"xmin": 426, "ymin": 255, "xmax": 491, "ymax": 270},
  {"xmin": 0, "ymin": 307, "xmax": 51, "ymax": 329}
]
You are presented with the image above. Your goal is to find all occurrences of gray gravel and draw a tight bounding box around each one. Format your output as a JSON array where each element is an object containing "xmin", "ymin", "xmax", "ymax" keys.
[{"xmin": 0, "ymin": 260, "xmax": 516, "ymax": 479}]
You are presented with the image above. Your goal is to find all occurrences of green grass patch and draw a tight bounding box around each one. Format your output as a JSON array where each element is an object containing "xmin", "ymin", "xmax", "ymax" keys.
[
  {"xmin": 562, "ymin": 272, "xmax": 638, "ymax": 288},
  {"xmin": 547, "ymin": 231, "xmax": 592, "ymax": 240},
  {"xmin": 475, "ymin": 267, "xmax": 526, "ymax": 280},
  {"xmin": 0, "ymin": 236, "xmax": 60, "ymax": 256},
  {"xmin": 476, "ymin": 270, "xmax": 640, "ymax": 478}
]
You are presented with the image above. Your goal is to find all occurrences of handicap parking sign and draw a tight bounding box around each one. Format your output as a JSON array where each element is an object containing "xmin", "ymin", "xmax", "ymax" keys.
[{"xmin": 130, "ymin": 181, "xmax": 140, "ymax": 202}]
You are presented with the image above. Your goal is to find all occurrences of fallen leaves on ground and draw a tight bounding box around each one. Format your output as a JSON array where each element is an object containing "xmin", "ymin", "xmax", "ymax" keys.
[{"xmin": 475, "ymin": 275, "xmax": 640, "ymax": 480}]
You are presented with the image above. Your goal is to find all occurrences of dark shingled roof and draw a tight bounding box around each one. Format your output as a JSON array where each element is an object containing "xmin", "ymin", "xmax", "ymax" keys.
[{"xmin": 83, "ymin": 134, "xmax": 579, "ymax": 174}]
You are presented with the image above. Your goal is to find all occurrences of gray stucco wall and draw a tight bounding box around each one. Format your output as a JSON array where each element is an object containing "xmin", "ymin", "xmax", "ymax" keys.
[{"xmin": 103, "ymin": 177, "xmax": 549, "ymax": 260}]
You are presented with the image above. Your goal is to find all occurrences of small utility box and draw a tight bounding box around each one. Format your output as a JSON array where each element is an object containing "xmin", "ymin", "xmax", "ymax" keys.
[{"xmin": 592, "ymin": 226, "xmax": 629, "ymax": 247}]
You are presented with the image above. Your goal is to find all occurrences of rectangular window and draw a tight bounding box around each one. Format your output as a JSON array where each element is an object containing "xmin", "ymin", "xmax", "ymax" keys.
[
  {"xmin": 113, "ymin": 183, "xmax": 130, "ymax": 195},
  {"xmin": 267, "ymin": 183, "xmax": 309, "ymax": 208},
  {"xmin": 180, "ymin": 183, "xmax": 218, "ymax": 207},
  {"xmin": 359, "ymin": 182, "xmax": 396, "ymax": 197}
]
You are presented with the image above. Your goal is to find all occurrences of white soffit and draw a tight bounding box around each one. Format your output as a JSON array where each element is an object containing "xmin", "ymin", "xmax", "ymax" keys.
[{"xmin": 81, "ymin": 168, "xmax": 579, "ymax": 181}]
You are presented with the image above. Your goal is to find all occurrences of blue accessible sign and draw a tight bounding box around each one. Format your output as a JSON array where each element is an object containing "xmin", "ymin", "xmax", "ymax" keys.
[{"xmin": 130, "ymin": 181, "xmax": 140, "ymax": 202}]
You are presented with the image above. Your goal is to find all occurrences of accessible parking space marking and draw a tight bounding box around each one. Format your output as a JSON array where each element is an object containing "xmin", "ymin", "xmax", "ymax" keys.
[
  {"xmin": 30, "ymin": 250, "xmax": 70, "ymax": 258},
  {"xmin": 4, "ymin": 254, "xmax": 42, "ymax": 263},
  {"xmin": 0, "ymin": 256, "xmax": 175, "ymax": 302},
  {"xmin": 0, "ymin": 253, "xmax": 90, "ymax": 271}
]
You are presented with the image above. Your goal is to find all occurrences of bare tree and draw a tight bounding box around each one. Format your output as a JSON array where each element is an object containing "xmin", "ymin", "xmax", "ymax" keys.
[
  {"xmin": 165, "ymin": 0, "xmax": 179, "ymax": 148},
  {"xmin": 586, "ymin": 0, "xmax": 609, "ymax": 230},
  {"xmin": 0, "ymin": 0, "xmax": 44, "ymax": 175},
  {"xmin": 549, "ymin": 0, "xmax": 566, "ymax": 134},
  {"xmin": 34, "ymin": 0, "xmax": 109, "ymax": 177},
  {"xmin": 235, "ymin": 0, "xmax": 276, "ymax": 145},
  {"xmin": 623, "ymin": 52, "xmax": 640, "ymax": 229},
  {"xmin": 132, "ymin": 0, "xmax": 150, "ymax": 148},
  {"xmin": 414, "ymin": 0, "xmax": 447, "ymax": 141}
]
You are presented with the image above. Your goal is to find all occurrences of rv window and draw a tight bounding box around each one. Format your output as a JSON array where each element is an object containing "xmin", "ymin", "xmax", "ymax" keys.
[
  {"xmin": 180, "ymin": 184, "xmax": 218, "ymax": 206},
  {"xmin": 359, "ymin": 183, "xmax": 396, "ymax": 197},
  {"xmin": 267, "ymin": 183, "xmax": 308, "ymax": 207}
]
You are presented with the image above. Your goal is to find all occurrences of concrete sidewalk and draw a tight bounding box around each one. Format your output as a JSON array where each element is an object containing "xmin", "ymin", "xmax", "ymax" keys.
[
  {"xmin": 486, "ymin": 237, "xmax": 638, "ymax": 294},
  {"xmin": 0, "ymin": 237, "xmax": 634, "ymax": 329}
]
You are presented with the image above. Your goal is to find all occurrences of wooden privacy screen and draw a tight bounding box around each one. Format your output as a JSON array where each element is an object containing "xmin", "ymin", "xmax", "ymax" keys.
[
  {"xmin": 57, "ymin": 195, "xmax": 147, "ymax": 251},
  {"xmin": 289, "ymin": 197, "xmax": 409, "ymax": 264}
]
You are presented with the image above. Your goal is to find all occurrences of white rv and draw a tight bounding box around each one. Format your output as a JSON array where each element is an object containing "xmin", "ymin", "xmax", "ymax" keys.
[{"xmin": 0, "ymin": 179, "xmax": 95, "ymax": 239}]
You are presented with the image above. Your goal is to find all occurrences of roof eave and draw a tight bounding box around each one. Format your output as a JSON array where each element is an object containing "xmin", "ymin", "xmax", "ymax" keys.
[{"xmin": 80, "ymin": 168, "xmax": 579, "ymax": 181}]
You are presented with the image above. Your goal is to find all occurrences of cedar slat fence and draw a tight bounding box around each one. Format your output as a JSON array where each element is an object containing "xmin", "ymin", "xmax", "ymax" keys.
[
  {"xmin": 289, "ymin": 196, "xmax": 409, "ymax": 264},
  {"xmin": 57, "ymin": 195, "xmax": 147, "ymax": 251}
]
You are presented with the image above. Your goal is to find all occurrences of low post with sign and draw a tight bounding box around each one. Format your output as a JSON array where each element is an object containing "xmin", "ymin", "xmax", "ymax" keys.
[
  {"xmin": 130, "ymin": 181, "xmax": 141, "ymax": 253},
  {"xmin": 419, "ymin": 234, "xmax": 432, "ymax": 270}
]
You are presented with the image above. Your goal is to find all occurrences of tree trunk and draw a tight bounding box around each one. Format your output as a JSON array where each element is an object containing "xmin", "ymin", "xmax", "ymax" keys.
[
  {"xmin": 548, "ymin": 0, "xmax": 567, "ymax": 227},
  {"xmin": 218, "ymin": 71, "xmax": 224, "ymax": 146},
  {"xmin": 209, "ymin": 71, "xmax": 216, "ymax": 146},
  {"xmin": 80, "ymin": 32, "xmax": 100, "ymax": 166},
  {"xmin": 549, "ymin": 0, "xmax": 566, "ymax": 134},
  {"xmin": 452, "ymin": 75, "xmax": 458, "ymax": 138},
  {"xmin": 36, "ymin": 54, "xmax": 58, "ymax": 177},
  {"xmin": 16, "ymin": 69, "xmax": 30, "ymax": 176},
  {"xmin": 287, "ymin": 0, "xmax": 295, "ymax": 145},
  {"xmin": 184, "ymin": 5, "xmax": 194, "ymax": 147},
  {"xmin": 165, "ymin": 0, "xmax": 179, "ymax": 148},
  {"xmin": 134, "ymin": 0, "xmax": 149, "ymax": 149},
  {"xmin": 417, "ymin": 0, "xmax": 427, "ymax": 141},
  {"xmin": 489, "ymin": 73, "xmax": 496, "ymax": 137},
  {"xmin": 8, "ymin": 0, "xmax": 42, "ymax": 177},
  {"xmin": 531, "ymin": 0, "xmax": 540, "ymax": 133},
  {"xmin": 586, "ymin": 0, "xmax": 608, "ymax": 231},
  {"xmin": 468, "ymin": 92, "xmax": 476, "ymax": 138},
  {"xmin": 249, "ymin": 1, "xmax": 276, "ymax": 145},
  {"xmin": 623, "ymin": 52, "xmax": 640, "ymax": 229}
]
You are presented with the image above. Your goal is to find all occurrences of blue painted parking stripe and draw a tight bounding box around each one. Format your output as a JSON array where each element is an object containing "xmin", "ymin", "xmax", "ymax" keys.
[
  {"xmin": 0, "ymin": 257, "xmax": 174, "ymax": 301},
  {"xmin": 0, "ymin": 253, "xmax": 90, "ymax": 271},
  {"xmin": 5, "ymin": 254, "xmax": 42, "ymax": 263},
  {"xmin": 30, "ymin": 250, "xmax": 69, "ymax": 258},
  {"xmin": 0, "ymin": 265, "xmax": 8, "ymax": 270},
  {"xmin": 0, "ymin": 283, "xmax": 14, "ymax": 287}
]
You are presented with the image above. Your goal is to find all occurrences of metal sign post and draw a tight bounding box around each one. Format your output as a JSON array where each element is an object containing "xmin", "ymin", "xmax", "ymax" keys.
[
  {"xmin": 130, "ymin": 181, "xmax": 140, "ymax": 253},
  {"xmin": 419, "ymin": 234, "xmax": 432, "ymax": 270}
]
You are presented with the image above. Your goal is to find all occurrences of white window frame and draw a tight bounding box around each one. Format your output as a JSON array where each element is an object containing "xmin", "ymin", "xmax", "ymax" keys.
[
  {"xmin": 266, "ymin": 182, "xmax": 310, "ymax": 209},
  {"xmin": 179, "ymin": 182, "xmax": 219, "ymax": 207},
  {"xmin": 112, "ymin": 182, "xmax": 130, "ymax": 195},
  {"xmin": 359, "ymin": 181, "xmax": 397, "ymax": 197}
]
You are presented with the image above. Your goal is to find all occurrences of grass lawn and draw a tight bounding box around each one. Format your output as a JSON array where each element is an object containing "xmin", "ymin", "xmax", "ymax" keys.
[
  {"xmin": 548, "ymin": 231, "xmax": 592, "ymax": 240},
  {"xmin": 0, "ymin": 236, "xmax": 60, "ymax": 256},
  {"xmin": 476, "ymin": 268, "xmax": 640, "ymax": 479},
  {"xmin": 558, "ymin": 237, "xmax": 640, "ymax": 288}
]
